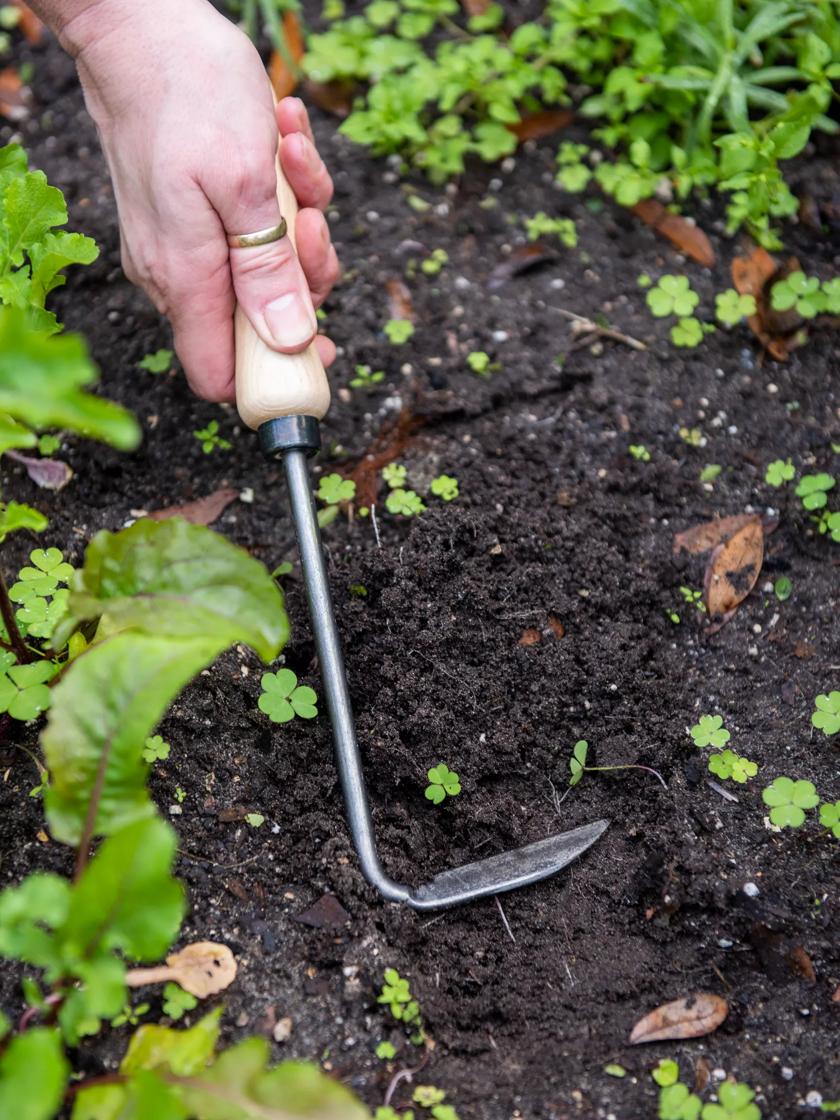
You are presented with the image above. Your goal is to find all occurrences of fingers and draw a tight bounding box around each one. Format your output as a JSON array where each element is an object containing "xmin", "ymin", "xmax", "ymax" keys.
[
  {"xmin": 315, "ymin": 334, "xmax": 337, "ymax": 368},
  {"xmin": 169, "ymin": 250, "xmax": 238, "ymax": 403},
  {"xmin": 296, "ymin": 208, "xmax": 340, "ymax": 308},
  {"xmin": 279, "ymin": 131, "xmax": 334, "ymax": 211},
  {"xmin": 276, "ymin": 96, "xmax": 315, "ymax": 144}
]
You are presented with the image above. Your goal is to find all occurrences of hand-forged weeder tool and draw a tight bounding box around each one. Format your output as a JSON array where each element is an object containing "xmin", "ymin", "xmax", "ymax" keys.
[{"xmin": 232, "ymin": 155, "xmax": 608, "ymax": 911}]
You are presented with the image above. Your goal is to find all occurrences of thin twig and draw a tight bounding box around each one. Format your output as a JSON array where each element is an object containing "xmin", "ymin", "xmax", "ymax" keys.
[
  {"xmin": 556, "ymin": 308, "xmax": 647, "ymax": 351},
  {"xmin": 371, "ymin": 504, "xmax": 382, "ymax": 550},
  {"xmin": 383, "ymin": 1051, "xmax": 430, "ymax": 1108},
  {"xmin": 494, "ymin": 895, "xmax": 516, "ymax": 945}
]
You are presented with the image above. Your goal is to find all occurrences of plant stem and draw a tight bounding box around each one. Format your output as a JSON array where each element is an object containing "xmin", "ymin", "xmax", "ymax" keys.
[
  {"xmin": 0, "ymin": 572, "xmax": 31, "ymax": 663},
  {"xmin": 586, "ymin": 763, "xmax": 668, "ymax": 789}
]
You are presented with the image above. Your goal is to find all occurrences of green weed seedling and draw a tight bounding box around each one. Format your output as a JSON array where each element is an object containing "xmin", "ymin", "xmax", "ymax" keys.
[
  {"xmin": 812, "ymin": 692, "xmax": 840, "ymax": 736},
  {"xmin": 770, "ymin": 272, "xmax": 824, "ymax": 319},
  {"xmin": 350, "ymin": 363, "xmax": 385, "ymax": 389},
  {"xmin": 0, "ymin": 654, "xmax": 56, "ymax": 721},
  {"xmin": 762, "ymin": 777, "xmax": 819, "ymax": 828},
  {"xmin": 142, "ymin": 735, "xmax": 170, "ymax": 764},
  {"xmin": 8, "ymin": 546, "xmax": 74, "ymax": 642},
  {"xmin": 384, "ymin": 319, "xmax": 415, "ymax": 344},
  {"xmin": 708, "ymin": 750, "xmax": 757, "ymax": 784},
  {"xmin": 137, "ymin": 349, "xmax": 173, "ymax": 373},
  {"xmin": 259, "ymin": 668, "xmax": 318, "ymax": 723},
  {"xmin": 819, "ymin": 801, "xmax": 840, "ymax": 839},
  {"xmin": 38, "ymin": 433, "xmax": 61, "ymax": 456},
  {"xmin": 652, "ymin": 1059, "xmax": 680, "ymax": 1087},
  {"xmin": 646, "ymin": 276, "xmax": 699, "ymax": 319},
  {"xmin": 774, "ymin": 576, "xmax": 792, "ymax": 602},
  {"xmin": 382, "ymin": 463, "xmax": 407, "ymax": 490},
  {"xmin": 375, "ymin": 1040, "xmax": 396, "ymax": 1060},
  {"xmin": 658, "ymin": 1082, "xmax": 702, "ymax": 1120},
  {"xmin": 430, "ymin": 474, "xmax": 459, "ymax": 501},
  {"xmin": 524, "ymin": 212, "xmax": 577, "ymax": 248},
  {"xmin": 555, "ymin": 142, "xmax": 592, "ymax": 192},
  {"xmin": 378, "ymin": 968, "xmax": 422, "ymax": 1033},
  {"xmin": 174, "ymin": 785, "xmax": 186, "ymax": 804},
  {"xmin": 680, "ymin": 586, "xmax": 706, "ymax": 614},
  {"xmin": 111, "ymin": 1001, "xmax": 150, "ymax": 1028},
  {"xmin": 425, "ymin": 763, "xmax": 461, "ymax": 805},
  {"xmin": 375, "ymin": 1109, "xmax": 414, "ymax": 1120},
  {"xmin": 421, "ymin": 248, "xmax": 449, "ymax": 276},
  {"xmin": 413, "ymin": 1087, "xmax": 446, "ymax": 1108},
  {"xmin": 765, "ymin": 458, "xmax": 795, "ymax": 487},
  {"xmin": 699, "ymin": 464, "xmax": 722, "ymax": 484},
  {"xmin": 386, "ymin": 489, "xmax": 426, "ymax": 517},
  {"xmin": 193, "ymin": 419, "xmax": 231, "ymax": 454},
  {"xmin": 715, "ymin": 289, "xmax": 756, "ymax": 326},
  {"xmin": 568, "ymin": 739, "xmax": 666, "ymax": 791},
  {"xmin": 317, "ymin": 472, "xmax": 356, "ymax": 505},
  {"xmin": 817, "ymin": 510, "xmax": 840, "ymax": 543},
  {"xmin": 467, "ymin": 350, "xmax": 498, "ymax": 377},
  {"xmin": 796, "ymin": 473, "xmax": 835, "ymax": 510},
  {"xmin": 671, "ymin": 318, "xmax": 707, "ymax": 349},
  {"xmin": 245, "ymin": 812, "xmax": 265, "ymax": 828},
  {"xmin": 690, "ymin": 715, "xmax": 730, "ymax": 748},
  {"xmin": 629, "ymin": 444, "xmax": 650, "ymax": 462},
  {"xmin": 702, "ymin": 1081, "xmax": 761, "ymax": 1120},
  {"xmin": 162, "ymin": 982, "xmax": 198, "ymax": 1021}
]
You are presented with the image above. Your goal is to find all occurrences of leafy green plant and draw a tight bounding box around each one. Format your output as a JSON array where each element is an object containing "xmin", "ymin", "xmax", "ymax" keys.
[
  {"xmin": 671, "ymin": 317, "xmax": 706, "ymax": 348},
  {"xmin": 653, "ymin": 1059, "xmax": 680, "ymax": 1088},
  {"xmin": 245, "ymin": 812, "xmax": 265, "ymax": 827},
  {"xmin": 376, "ymin": 1040, "xmax": 397, "ymax": 1060},
  {"xmin": 715, "ymin": 289, "xmax": 756, "ymax": 325},
  {"xmin": 425, "ymin": 763, "xmax": 461, "ymax": 804},
  {"xmin": 0, "ymin": 654, "xmax": 56, "ymax": 720},
  {"xmin": 567, "ymin": 739, "xmax": 666, "ymax": 790},
  {"xmin": 817, "ymin": 509, "xmax": 840, "ymax": 543},
  {"xmin": 680, "ymin": 586, "xmax": 706, "ymax": 614},
  {"xmin": 702, "ymin": 1081, "xmax": 761, "ymax": 1120},
  {"xmin": 762, "ymin": 776, "xmax": 819, "ymax": 828},
  {"xmin": 378, "ymin": 967, "xmax": 421, "ymax": 1028},
  {"xmin": 413, "ymin": 1086, "xmax": 446, "ymax": 1108},
  {"xmin": 524, "ymin": 212, "xmax": 577, "ymax": 247},
  {"xmin": 193, "ymin": 419, "xmax": 231, "ymax": 454},
  {"xmin": 770, "ymin": 271, "xmax": 824, "ymax": 318},
  {"xmin": 647, "ymin": 275, "xmax": 699, "ymax": 319},
  {"xmin": 137, "ymin": 348, "xmax": 173, "ymax": 373},
  {"xmin": 258, "ymin": 668, "xmax": 318, "ymax": 723},
  {"xmin": 629, "ymin": 444, "xmax": 650, "ymax": 462},
  {"xmin": 812, "ymin": 691, "xmax": 840, "ymax": 736},
  {"xmin": 350, "ymin": 362, "xmax": 385, "ymax": 388},
  {"xmin": 111, "ymin": 1000, "xmax": 150, "ymax": 1028},
  {"xmin": 386, "ymin": 488, "xmax": 426, "ymax": 516},
  {"xmin": 142, "ymin": 735, "xmax": 170, "ymax": 764},
  {"xmin": 421, "ymin": 247, "xmax": 449, "ymax": 275},
  {"xmin": 774, "ymin": 576, "xmax": 792, "ymax": 601},
  {"xmin": 795, "ymin": 473, "xmax": 835, "ymax": 510},
  {"xmin": 556, "ymin": 141, "xmax": 592, "ymax": 191},
  {"xmin": 659, "ymin": 1082, "xmax": 702, "ymax": 1120},
  {"xmin": 819, "ymin": 801, "xmax": 840, "ymax": 839},
  {"xmin": 430, "ymin": 474, "xmax": 459, "ymax": 501},
  {"xmin": 384, "ymin": 318, "xmax": 415, "ymax": 344},
  {"xmin": 382, "ymin": 462, "xmax": 407, "ymax": 489},
  {"xmin": 467, "ymin": 350, "xmax": 496, "ymax": 376},
  {"xmin": 708, "ymin": 749, "xmax": 757, "ymax": 784},
  {"xmin": 317, "ymin": 472, "xmax": 356, "ymax": 505},
  {"xmin": 690, "ymin": 714, "xmax": 730, "ymax": 748},
  {"xmin": 765, "ymin": 458, "xmax": 795, "ymax": 487},
  {"xmin": 699, "ymin": 464, "xmax": 722, "ymax": 483},
  {"xmin": 162, "ymin": 981, "xmax": 197, "ymax": 1021}
]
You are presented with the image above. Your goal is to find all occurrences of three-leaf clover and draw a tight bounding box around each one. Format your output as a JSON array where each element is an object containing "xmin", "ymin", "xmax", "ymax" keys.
[
  {"xmin": 671, "ymin": 317, "xmax": 704, "ymax": 348},
  {"xmin": 384, "ymin": 319, "xmax": 415, "ymax": 344},
  {"xmin": 142, "ymin": 735, "xmax": 170, "ymax": 763},
  {"xmin": 762, "ymin": 777, "xmax": 819, "ymax": 828},
  {"xmin": 659, "ymin": 1082, "xmax": 702, "ymax": 1120},
  {"xmin": 381, "ymin": 463, "xmax": 407, "ymax": 490},
  {"xmin": 0, "ymin": 655, "xmax": 57, "ymax": 721},
  {"xmin": 715, "ymin": 289, "xmax": 756, "ymax": 325},
  {"xmin": 386, "ymin": 489, "xmax": 426, "ymax": 516},
  {"xmin": 11, "ymin": 547, "xmax": 73, "ymax": 597},
  {"xmin": 646, "ymin": 275, "xmax": 699, "ymax": 318},
  {"xmin": 569, "ymin": 739, "xmax": 589, "ymax": 787},
  {"xmin": 701, "ymin": 1081, "xmax": 760, "ymax": 1120},
  {"xmin": 137, "ymin": 348, "xmax": 173, "ymax": 373},
  {"xmin": 765, "ymin": 458, "xmax": 795, "ymax": 487},
  {"xmin": 812, "ymin": 692, "xmax": 840, "ymax": 736},
  {"xmin": 795, "ymin": 473, "xmax": 835, "ymax": 510},
  {"xmin": 258, "ymin": 669, "xmax": 318, "ymax": 723},
  {"xmin": 708, "ymin": 750, "xmax": 757, "ymax": 784},
  {"xmin": 690, "ymin": 715, "xmax": 730, "ymax": 748},
  {"xmin": 425, "ymin": 763, "xmax": 461, "ymax": 804},
  {"xmin": 375, "ymin": 1040, "xmax": 397, "ymax": 1060},
  {"xmin": 819, "ymin": 801, "xmax": 840, "ymax": 839},
  {"xmin": 317, "ymin": 473, "xmax": 356, "ymax": 505},
  {"xmin": 770, "ymin": 271, "xmax": 824, "ymax": 318},
  {"xmin": 162, "ymin": 982, "xmax": 197, "ymax": 1021},
  {"xmin": 652, "ymin": 1059, "xmax": 680, "ymax": 1088},
  {"xmin": 413, "ymin": 1086, "xmax": 446, "ymax": 1108},
  {"xmin": 629, "ymin": 444, "xmax": 650, "ymax": 462},
  {"xmin": 430, "ymin": 474, "xmax": 459, "ymax": 501}
]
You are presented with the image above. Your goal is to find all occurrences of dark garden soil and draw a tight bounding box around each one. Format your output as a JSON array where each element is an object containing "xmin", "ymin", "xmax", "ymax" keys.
[{"xmin": 2, "ymin": 12, "xmax": 839, "ymax": 1119}]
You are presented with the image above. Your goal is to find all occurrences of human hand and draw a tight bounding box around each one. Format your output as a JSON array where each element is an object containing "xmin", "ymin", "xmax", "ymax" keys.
[{"xmin": 58, "ymin": 0, "xmax": 338, "ymax": 402}]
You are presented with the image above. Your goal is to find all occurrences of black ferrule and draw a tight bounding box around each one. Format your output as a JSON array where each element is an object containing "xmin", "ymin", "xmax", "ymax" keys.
[{"xmin": 258, "ymin": 415, "xmax": 321, "ymax": 459}]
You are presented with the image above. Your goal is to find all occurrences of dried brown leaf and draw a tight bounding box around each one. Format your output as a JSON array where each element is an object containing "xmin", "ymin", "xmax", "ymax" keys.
[
  {"xmin": 6, "ymin": 451, "xmax": 73, "ymax": 491},
  {"xmin": 294, "ymin": 893, "xmax": 351, "ymax": 930},
  {"xmin": 386, "ymin": 277, "xmax": 415, "ymax": 322},
  {"xmin": 731, "ymin": 246, "xmax": 808, "ymax": 360},
  {"xmin": 629, "ymin": 993, "xmax": 728, "ymax": 1044},
  {"xmin": 0, "ymin": 67, "xmax": 28, "ymax": 122},
  {"xmin": 704, "ymin": 519, "xmax": 764, "ymax": 616},
  {"xmin": 148, "ymin": 487, "xmax": 238, "ymax": 526},
  {"xmin": 12, "ymin": 1, "xmax": 43, "ymax": 43},
  {"xmin": 518, "ymin": 628, "xmax": 541, "ymax": 646},
  {"xmin": 509, "ymin": 109, "xmax": 574, "ymax": 143},
  {"xmin": 632, "ymin": 200, "xmax": 715, "ymax": 268},
  {"xmin": 487, "ymin": 243, "xmax": 558, "ymax": 290},
  {"xmin": 460, "ymin": 0, "xmax": 491, "ymax": 12},
  {"xmin": 304, "ymin": 78, "xmax": 354, "ymax": 118},
  {"xmin": 673, "ymin": 514, "xmax": 760, "ymax": 556},
  {"xmin": 268, "ymin": 13, "xmax": 304, "ymax": 100}
]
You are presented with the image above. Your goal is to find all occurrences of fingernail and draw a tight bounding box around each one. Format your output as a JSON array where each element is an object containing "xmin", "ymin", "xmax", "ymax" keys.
[{"xmin": 264, "ymin": 292, "xmax": 316, "ymax": 348}]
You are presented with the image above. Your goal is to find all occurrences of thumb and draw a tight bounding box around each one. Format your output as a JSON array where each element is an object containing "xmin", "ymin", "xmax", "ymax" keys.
[{"xmin": 224, "ymin": 196, "xmax": 317, "ymax": 355}]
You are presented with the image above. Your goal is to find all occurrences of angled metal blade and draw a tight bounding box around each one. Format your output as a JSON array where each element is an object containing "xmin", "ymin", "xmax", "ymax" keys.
[{"xmin": 407, "ymin": 819, "xmax": 609, "ymax": 910}]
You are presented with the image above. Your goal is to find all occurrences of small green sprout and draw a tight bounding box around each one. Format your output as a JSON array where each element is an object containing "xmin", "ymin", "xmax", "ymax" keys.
[
  {"xmin": 770, "ymin": 271, "xmax": 824, "ymax": 318},
  {"xmin": 425, "ymin": 763, "xmax": 461, "ymax": 805},
  {"xmin": 765, "ymin": 458, "xmax": 795, "ymax": 487},
  {"xmin": 467, "ymin": 350, "xmax": 494, "ymax": 376},
  {"xmin": 386, "ymin": 489, "xmax": 426, "ymax": 516},
  {"xmin": 812, "ymin": 692, "xmax": 840, "ymax": 736},
  {"xmin": 137, "ymin": 348, "xmax": 173, "ymax": 373},
  {"xmin": 430, "ymin": 474, "xmax": 459, "ymax": 501},
  {"xmin": 374, "ymin": 1109, "xmax": 414, "ymax": 1120},
  {"xmin": 646, "ymin": 275, "xmax": 699, "ymax": 319},
  {"xmin": 384, "ymin": 319, "xmax": 415, "ymax": 344},
  {"xmin": 350, "ymin": 364, "xmax": 385, "ymax": 389},
  {"xmin": 821, "ymin": 277, "xmax": 840, "ymax": 313},
  {"xmin": 699, "ymin": 464, "xmax": 722, "ymax": 483},
  {"xmin": 381, "ymin": 463, "xmax": 407, "ymax": 490},
  {"xmin": 349, "ymin": 583, "xmax": 368, "ymax": 598},
  {"xmin": 193, "ymin": 419, "xmax": 231, "ymax": 454},
  {"xmin": 762, "ymin": 777, "xmax": 819, "ymax": 828},
  {"xmin": 817, "ymin": 510, "xmax": 840, "ymax": 542},
  {"xmin": 670, "ymin": 317, "xmax": 704, "ymax": 348},
  {"xmin": 431, "ymin": 1107, "xmax": 459, "ymax": 1120},
  {"xmin": 259, "ymin": 669, "xmax": 318, "ymax": 723},
  {"xmin": 524, "ymin": 212, "xmax": 577, "ymax": 247},
  {"xmin": 317, "ymin": 473, "xmax": 356, "ymax": 505},
  {"xmin": 174, "ymin": 786, "xmax": 186, "ymax": 804},
  {"xmin": 795, "ymin": 473, "xmax": 835, "ymax": 510},
  {"xmin": 142, "ymin": 735, "xmax": 170, "ymax": 763},
  {"xmin": 819, "ymin": 801, "xmax": 840, "ymax": 839},
  {"xmin": 679, "ymin": 426, "xmax": 704, "ymax": 447},
  {"xmin": 567, "ymin": 739, "xmax": 665, "ymax": 790},
  {"xmin": 376, "ymin": 1041, "xmax": 397, "ymax": 1060},
  {"xmin": 604, "ymin": 1063, "xmax": 627, "ymax": 1078},
  {"xmin": 652, "ymin": 1059, "xmax": 680, "ymax": 1088},
  {"xmin": 37, "ymin": 434, "xmax": 61, "ymax": 456},
  {"xmin": 245, "ymin": 812, "xmax": 265, "ymax": 828},
  {"xmin": 658, "ymin": 1082, "xmax": 702, "ymax": 1120},
  {"xmin": 12, "ymin": 547, "xmax": 73, "ymax": 596},
  {"xmin": 715, "ymin": 289, "xmax": 756, "ymax": 325},
  {"xmin": 708, "ymin": 750, "xmax": 757, "ymax": 784},
  {"xmin": 702, "ymin": 1081, "xmax": 761, "ymax": 1120},
  {"xmin": 774, "ymin": 576, "xmax": 792, "ymax": 601},
  {"xmin": 421, "ymin": 248, "xmax": 448, "ymax": 276},
  {"xmin": 413, "ymin": 1087, "xmax": 446, "ymax": 1108},
  {"xmin": 629, "ymin": 444, "xmax": 650, "ymax": 462},
  {"xmin": 111, "ymin": 1001, "xmax": 150, "ymax": 1028},
  {"xmin": 271, "ymin": 561, "xmax": 293, "ymax": 579},
  {"xmin": 378, "ymin": 968, "xmax": 420, "ymax": 1026},
  {"xmin": 0, "ymin": 655, "xmax": 57, "ymax": 721},
  {"xmin": 690, "ymin": 715, "xmax": 730, "ymax": 748},
  {"xmin": 637, "ymin": 273, "xmax": 653, "ymax": 289},
  {"xmin": 162, "ymin": 982, "xmax": 198, "ymax": 1021},
  {"xmin": 555, "ymin": 142, "xmax": 591, "ymax": 192},
  {"xmin": 680, "ymin": 586, "xmax": 706, "ymax": 613}
]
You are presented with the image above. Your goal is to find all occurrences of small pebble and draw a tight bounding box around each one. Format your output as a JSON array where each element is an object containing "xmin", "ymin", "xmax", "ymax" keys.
[
  {"xmin": 712, "ymin": 1068, "xmax": 727, "ymax": 1081},
  {"xmin": 489, "ymin": 178, "xmax": 503, "ymax": 192},
  {"xmin": 492, "ymin": 330, "xmax": 509, "ymax": 342},
  {"xmin": 365, "ymin": 210, "xmax": 379, "ymax": 222},
  {"xmin": 767, "ymin": 382, "xmax": 779, "ymax": 394},
  {"xmin": 550, "ymin": 278, "xmax": 566, "ymax": 290},
  {"xmin": 806, "ymin": 1091, "xmax": 823, "ymax": 1107},
  {"xmin": 743, "ymin": 882, "xmax": 760, "ymax": 898},
  {"xmin": 273, "ymin": 1017, "xmax": 293, "ymax": 1043},
  {"xmin": 718, "ymin": 938, "xmax": 733, "ymax": 949},
  {"xmin": 501, "ymin": 157, "xmax": 516, "ymax": 172},
  {"xmin": 782, "ymin": 1068, "xmax": 794, "ymax": 1081},
  {"xmin": 454, "ymin": 276, "xmax": 471, "ymax": 291},
  {"xmin": 239, "ymin": 487, "xmax": 254, "ymax": 504}
]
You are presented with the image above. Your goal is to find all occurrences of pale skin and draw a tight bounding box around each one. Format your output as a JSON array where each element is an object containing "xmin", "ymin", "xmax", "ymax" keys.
[{"xmin": 30, "ymin": 0, "xmax": 339, "ymax": 402}]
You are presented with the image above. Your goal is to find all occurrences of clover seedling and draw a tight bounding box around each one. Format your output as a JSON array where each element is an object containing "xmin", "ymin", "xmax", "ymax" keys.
[
  {"xmin": 381, "ymin": 463, "xmax": 407, "ymax": 490},
  {"xmin": 680, "ymin": 586, "xmax": 706, "ymax": 614},
  {"xmin": 555, "ymin": 142, "xmax": 591, "ymax": 192},
  {"xmin": 629, "ymin": 444, "xmax": 650, "ymax": 462},
  {"xmin": 317, "ymin": 472, "xmax": 356, "ymax": 505},
  {"xmin": 646, "ymin": 275, "xmax": 699, "ymax": 318},
  {"xmin": 762, "ymin": 777, "xmax": 819, "ymax": 828},
  {"xmin": 652, "ymin": 1059, "xmax": 680, "ymax": 1088},
  {"xmin": 764, "ymin": 458, "xmax": 794, "ymax": 487},
  {"xmin": 690, "ymin": 715, "xmax": 730, "ymax": 748},
  {"xmin": 467, "ymin": 350, "xmax": 494, "ymax": 376},
  {"xmin": 671, "ymin": 317, "xmax": 705, "ymax": 348},
  {"xmin": 715, "ymin": 289, "xmax": 756, "ymax": 325},
  {"xmin": 430, "ymin": 474, "xmax": 459, "ymax": 501},
  {"xmin": 350, "ymin": 364, "xmax": 385, "ymax": 389},
  {"xmin": 38, "ymin": 434, "xmax": 61, "ymax": 456},
  {"xmin": 174, "ymin": 785, "xmax": 186, "ymax": 804},
  {"xmin": 384, "ymin": 319, "xmax": 415, "ymax": 344},
  {"xmin": 708, "ymin": 750, "xmax": 757, "ymax": 784},
  {"xmin": 702, "ymin": 1081, "xmax": 760, "ymax": 1120},
  {"xmin": 244, "ymin": 812, "xmax": 265, "ymax": 828},
  {"xmin": 679, "ymin": 426, "xmax": 704, "ymax": 447},
  {"xmin": 567, "ymin": 739, "xmax": 666, "ymax": 791},
  {"xmin": 413, "ymin": 1086, "xmax": 446, "ymax": 1108},
  {"xmin": 162, "ymin": 982, "xmax": 197, "ymax": 1021},
  {"xmin": 137, "ymin": 348, "xmax": 173, "ymax": 373},
  {"xmin": 386, "ymin": 488, "xmax": 426, "ymax": 516},
  {"xmin": 774, "ymin": 576, "xmax": 792, "ymax": 602},
  {"xmin": 795, "ymin": 473, "xmax": 835, "ymax": 510},
  {"xmin": 421, "ymin": 248, "xmax": 448, "ymax": 275},
  {"xmin": 142, "ymin": 735, "xmax": 170, "ymax": 763},
  {"xmin": 812, "ymin": 692, "xmax": 840, "ymax": 736},
  {"xmin": 375, "ymin": 1040, "xmax": 396, "ymax": 1060},
  {"xmin": 0, "ymin": 655, "xmax": 57, "ymax": 721},
  {"xmin": 111, "ymin": 1001, "xmax": 150, "ymax": 1028},
  {"xmin": 193, "ymin": 419, "xmax": 231, "ymax": 454},
  {"xmin": 658, "ymin": 1082, "xmax": 702, "ymax": 1120},
  {"xmin": 699, "ymin": 464, "xmax": 722, "ymax": 484},
  {"xmin": 425, "ymin": 763, "xmax": 461, "ymax": 804},
  {"xmin": 817, "ymin": 510, "xmax": 840, "ymax": 543},
  {"xmin": 819, "ymin": 801, "xmax": 840, "ymax": 839},
  {"xmin": 259, "ymin": 669, "xmax": 318, "ymax": 723},
  {"xmin": 770, "ymin": 271, "xmax": 824, "ymax": 318},
  {"xmin": 524, "ymin": 212, "xmax": 577, "ymax": 248}
]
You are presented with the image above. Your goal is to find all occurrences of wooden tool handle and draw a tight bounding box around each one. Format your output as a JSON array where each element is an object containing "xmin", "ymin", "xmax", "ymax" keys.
[{"xmin": 234, "ymin": 149, "xmax": 331, "ymax": 431}]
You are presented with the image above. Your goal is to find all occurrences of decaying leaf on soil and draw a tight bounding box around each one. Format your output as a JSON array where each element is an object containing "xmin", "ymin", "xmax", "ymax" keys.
[
  {"xmin": 386, "ymin": 277, "xmax": 415, "ymax": 322},
  {"xmin": 148, "ymin": 487, "xmax": 239, "ymax": 526},
  {"xmin": 703, "ymin": 518, "xmax": 764, "ymax": 616},
  {"xmin": 673, "ymin": 514, "xmax": 760, "ymax": 556},
  {"xmin": 632, "ymin": 200, "xmax": 715, "ymax": 268},
  {"xmin": 629, "ymin": 993, "xmax": 728, "ymax": 1044},
  {"xmin": 510, "ymin": 109, "xmax": 574, "ymax": 142},
  {"xmin": 731, "ymin": 246, "xmax": 807, "ymax": 360},
  {"xmin": 125, "ymin": 941, "xmax": 237, "ymax": 998},
  {"xmin": 0, "ymin": 67, "xmax": 28, "ymax": 122},
  {"xmin": 6, "ymin": 450, "xmax": 73, "ymax": 491}
]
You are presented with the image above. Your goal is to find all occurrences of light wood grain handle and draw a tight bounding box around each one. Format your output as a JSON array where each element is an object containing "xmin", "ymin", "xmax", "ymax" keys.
[{"xmin": 234, "ymin": 149, "xmax": 330, "ymax": 430}]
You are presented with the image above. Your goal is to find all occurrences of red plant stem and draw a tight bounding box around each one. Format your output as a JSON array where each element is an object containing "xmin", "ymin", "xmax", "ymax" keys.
[{"xmin": 0, "ymin": 572, "xmax": 31, "ymax": 664}]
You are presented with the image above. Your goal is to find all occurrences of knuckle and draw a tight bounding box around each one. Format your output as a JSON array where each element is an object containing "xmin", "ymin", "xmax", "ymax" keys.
[{"xmin": 232, "ymin": 238, "xmax": 298, "ymax": 282}]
